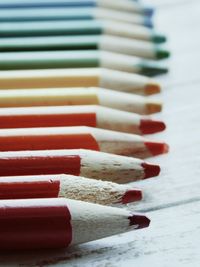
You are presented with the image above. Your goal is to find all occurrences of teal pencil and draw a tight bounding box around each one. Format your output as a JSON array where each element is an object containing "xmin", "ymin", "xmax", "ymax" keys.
[
  {"xmin": 0, "ymin": 20, "xmax": 166, "ymax": 43},
  {"xmin": 0, "ymin": 50, "xmax": 168, "ymax": 76},
  {"xmin": 0, "ymin": 35, "xmax": 169, "ymax": 60},
  {"xmin": 0, "ymin": 0, "xmax": 154, "ymax": 16},
  {"xmin": 0, "ymin": 7, "xmax": 154, "ymax": 27}
]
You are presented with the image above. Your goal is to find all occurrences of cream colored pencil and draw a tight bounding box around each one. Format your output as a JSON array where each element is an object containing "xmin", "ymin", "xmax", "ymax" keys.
[
  {"xmin": 0, "ymin": 88, "xmax": 162, "ymax": 115},
  {"xmin": 0, "ymin": 68, "xmax": 161, "ymax": 95}
]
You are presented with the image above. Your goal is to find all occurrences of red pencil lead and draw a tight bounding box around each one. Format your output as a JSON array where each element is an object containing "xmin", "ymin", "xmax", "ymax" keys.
[
  {"xmin": 140, "ymin": 119, "xmax": 166, "ymax": 134},
  {"xmin": 144, "ymin": 141, "xmax": 169, "ymax": 156},
  {"xmin": 129, "ymin": 214, "xmax": 151, "ymax": 229},
  {"xmin": 142, "ymin": 162, "xmax": 161, "ymax": 179},
  {"xmin": 121, "ymin": 189, "xmax": 142, "ymax": 204}
]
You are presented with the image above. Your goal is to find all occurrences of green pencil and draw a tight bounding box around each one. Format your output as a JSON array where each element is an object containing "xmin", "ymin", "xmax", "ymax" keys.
[
  {"xmin": 0, "ymin": 50, "xmax": 168, "ymax": 76},
  {"xmin": 0, "ymin": 20, "xmax": 166, "ymax": 43},
  {"xmin": 0, "ymin": 35, "xmax": 169, "ymax": 60}
]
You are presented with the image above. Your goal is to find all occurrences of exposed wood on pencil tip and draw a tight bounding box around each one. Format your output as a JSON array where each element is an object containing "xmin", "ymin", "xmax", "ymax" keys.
[
  {"xmin": 129, "ymin": 214, "xmax": 150, "ymax": 229},
  {"xmin": 140, "ymin": 119, "xmax": 166, "ymax": 134},
  {"xmin": 121, "ymin": 189, "xmax": 142, "ymax": 204}
]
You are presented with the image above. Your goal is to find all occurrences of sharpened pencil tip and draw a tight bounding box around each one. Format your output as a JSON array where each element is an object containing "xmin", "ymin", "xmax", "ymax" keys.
[
  {"xmin": 141, "ymin": 162, "xmax": 160, "ymax": 179},
  {"xmin": 129, "ymin": 214, "xmax": 150, "ymax": 229},
  {"xmin": 140, "ymin": 119, "xmax": 166, "ymax": 134},
  {"xmin": 152, "ymin": 34, "xmax": 167, "ymax": 44},
  {"xmin": 155, "ymin": 48, "xmax": 170, "ymax": 60},
  {"xmin": 121, "ymin": 189, "xmax": 142, "ymax": 204},
  {"xmin": 146, "ymin": 102, "xmax": 162, "ymax": 114},
  {"xmin": 144, "ymin": 7, "xmax": 155, "ymax": 17},
  {"xmin": 144, "ymin": 17, "xmax": 154, "ymax": 28},
  {"xmin": 145, "ymin": 82, "xmax": 161, "ymax": 95},
  {"xmin": 140, "ymin": 62, "xmax": 168, "ymax": 77},
  {"xmin": 144, "ymin": 142, "xmax": 169, "ymax": 156}
]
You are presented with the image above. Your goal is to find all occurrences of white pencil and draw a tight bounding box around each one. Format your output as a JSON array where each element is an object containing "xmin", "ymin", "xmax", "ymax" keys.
[
  {"xmin": 0, "ymin": 149, "xmax": 160, "ymax": 183},
  {"xmin": 0, "ymin": 198, "xmax": 150, "ymax": 250},
  {"xmin": 0, "ymin": 174, "xmax": 142, "ymax": 205},
  {"xmin": 0, "ymin": 105, "xmax": 166, "ymax": 134},
  {"xmin": 0, "ymin": 126, "xmax": 169, "ymax": 158}
]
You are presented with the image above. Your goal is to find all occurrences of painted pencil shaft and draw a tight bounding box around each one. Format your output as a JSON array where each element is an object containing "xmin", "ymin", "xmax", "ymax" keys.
[
  {"xmin": 0, "ymin": 105, "xmax": 166, "ymax": 134},
  {"xmin": 0, "ymin": 126, "xmax": 169, "ymax": 158},
  {"xmin": 0, "ymin": 68, "xmax": 161, "ymax": 95},
  {"xmin": 0, "ymin": 0, "xmax": 154, "ymax": 16},
  {"xmin": 0, "ymin": 198, "xmax": 150, "ymax": 250},
  {"xmin": 0, "ymin": 20, "xmax": 161, "ymax": 43},
  {"xmin": 0, "ymin": 34, "xmax": 168, "ymax": 60},
  {"xmin": 0, "ymin": 88, "xmax": 162, "ymax": 115},
  {"xmin": 0, "ymin": 149, "xmax": 161, "ymax": 183},
  {"xmin": 0, "ymin": 50, "xmax": 168, "ymax": 76},
  {"xmin": 0, "ymin": 7, "xmax": 153, "ymax": 28},
  {"xmin": 0, "ymin": 174, "xmax": 142, "ymax": 204}
]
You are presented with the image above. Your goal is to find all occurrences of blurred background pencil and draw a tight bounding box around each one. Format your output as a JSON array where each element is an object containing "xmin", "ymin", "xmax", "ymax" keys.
[
  {"xmin": 0, "ymin": 149, "xmax": 160, "ymax": 183},
  {"xmin": 0, "ymin": 21, "xmax": 165, "ymax": 43},
  {"xmin": 0, "ymin": 198, "xmax": 150, "ymax": 250},
  {"xmin": 0, "ymin": 105, "xmax": 166, "ymax": 134},
  {"xmin": 0, "ymin": 31, "xmax": 168, "ymax": 58},
  {"xmin": 0, "ymin": 51, "xmax": 168, "ymax": 75},
  {"xmin": 0, "ymin": 7, "xmax": 154, "ymax": 27},
  {"xmin": 0, "ymin": 174, "xmax": 142, "ymax": 204},
  {"xmin": 0, "ymin": 68, "xmax": 161, "ymax": 94},
  {"xmin": 0, "ymin": 126, "xmax": 169, "ymax": 157},
  {"xmin": 0, "ymin": 88, "xmax": 162, "ymax": 114},
  {"xmin": 0, "ymin": 0, "xmax": 154, "ymax": 16}
]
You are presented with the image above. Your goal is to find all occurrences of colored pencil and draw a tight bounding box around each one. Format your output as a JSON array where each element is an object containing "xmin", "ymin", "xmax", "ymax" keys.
[
  {"xmin": 0, "ymin": 174, "xmax": 142, "ymax": 204},
  {"xmin": 0, "ymin": 0, "xmax": 154, "ymax": 16},
  {"xmin": 0, "ymin": 105, "xmax": 166, "ymax": 134},
  {"xmin": 0, "ymin": 34, "xmax": 168, "ymax": 61},
  {"xmin": 0, "ymin": 149, "xmax": 160, "ymax": 183},
  {"xmin": 0, "ymin": 198, "xmax": 150, "ymax": 250},
  {"xmin": 0, "ymin": 7, "xmax": 154, "ymax": 28},
  {"xmin": 0, "ymin": 68, "xmax": 161, "ymax": 95},
  {"xmin": 0, "ymin": 88, "xmax": 162, "ymax": 115},
  {"xmin": 0, "ymin": 126, "xmax": 169, "ymax": 158},
  {"xmin": 0, "ymin": 20, "xmax": 161, "ymax": 43},
  {"xmin": 0, "ymin": 50, "xmax": 168, "ymax": 75}
]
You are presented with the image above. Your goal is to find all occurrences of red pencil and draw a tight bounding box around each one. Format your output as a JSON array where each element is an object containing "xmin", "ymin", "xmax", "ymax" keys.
[
  {"xmin": 0, "ymin": 105, "xmax": 166, "ymax": 135},
  {"xmin": 0, "ymin": 149, "xmax": 160, "ymax": 183},
  {"xmin": 0, "ymin": 174, "xmax": 142, "ymax": 205},
  {"xmin": 0, "ymin": 126, "xmax": 169, "ymax": 158},
  {"xmin": 0, "ymin": 198, "xmax": 150, "ymax": 250}
]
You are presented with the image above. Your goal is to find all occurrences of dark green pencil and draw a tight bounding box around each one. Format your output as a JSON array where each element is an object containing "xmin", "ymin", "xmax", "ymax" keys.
[
  {"xmin": 0, "ymin": 20, "xmax": 166, "ymax": 43},
  {"xmin": 0, "ymin": 50, "xmax": 168, "ymax": 76},
  {"xmin": 0, "ymin": 35, "xmax": 169, "ymax": 60}
]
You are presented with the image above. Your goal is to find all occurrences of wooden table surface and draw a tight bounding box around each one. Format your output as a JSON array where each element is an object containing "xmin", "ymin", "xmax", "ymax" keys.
[{"xmin": 0, "ymin": 0, "xmax": 200, "ymax": 266}]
